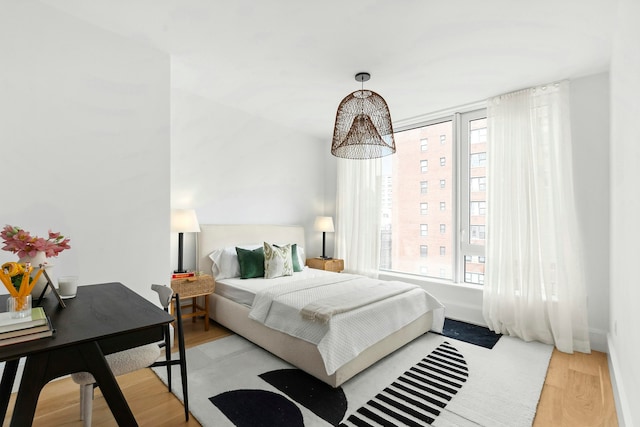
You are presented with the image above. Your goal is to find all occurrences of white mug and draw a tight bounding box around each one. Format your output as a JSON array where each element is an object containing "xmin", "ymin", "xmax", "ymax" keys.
[{"xmin": 58, "ymin": 276, "xmax": 79, "ymax": 297}]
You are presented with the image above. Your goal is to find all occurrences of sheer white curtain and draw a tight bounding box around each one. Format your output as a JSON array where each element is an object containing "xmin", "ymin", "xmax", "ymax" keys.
[
  {"xmin": 335, "ymin": 158, "xmax": 382, "ymax": 278},
  {"xmin": 483, "ymin": 81, "xmax": 591, "ymax": 353}
]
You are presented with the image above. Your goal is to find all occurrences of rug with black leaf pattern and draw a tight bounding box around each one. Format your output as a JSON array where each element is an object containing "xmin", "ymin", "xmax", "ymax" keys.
[{"xmin": 152, "ymin": 328, "xmax": 552, "ymax": 427}]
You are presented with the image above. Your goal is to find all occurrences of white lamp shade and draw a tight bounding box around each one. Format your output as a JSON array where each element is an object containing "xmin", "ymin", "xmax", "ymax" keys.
[
  {"xmin": 171, "ymin": 209, "xmax": 201, "ymax": 233},
  {"xmin": 314, "ymin": 216, "xmax": 335, "ymax": 233}
]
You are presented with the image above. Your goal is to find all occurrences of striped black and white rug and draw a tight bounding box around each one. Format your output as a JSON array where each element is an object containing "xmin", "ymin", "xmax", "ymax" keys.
[{"xmin": 153, "ymin": 329, "xmax": 552, "ymax": 427}]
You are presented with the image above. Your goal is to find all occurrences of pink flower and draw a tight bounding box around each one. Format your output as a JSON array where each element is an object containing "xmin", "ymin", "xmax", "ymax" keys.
[{"xmin": 1, "ymin": 225, "xmax": 71, "ymax": 258}]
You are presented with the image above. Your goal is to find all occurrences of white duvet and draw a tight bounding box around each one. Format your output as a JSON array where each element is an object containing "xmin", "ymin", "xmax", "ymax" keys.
[{"xmin": 248, "ymin": 273, "xmax": 445, "ymax": 375}]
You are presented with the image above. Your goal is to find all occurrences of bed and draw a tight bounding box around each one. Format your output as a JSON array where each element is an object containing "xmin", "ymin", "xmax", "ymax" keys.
[{"xmin": 198, "ymin": 224, "xmax": 445, "ymax": 387}]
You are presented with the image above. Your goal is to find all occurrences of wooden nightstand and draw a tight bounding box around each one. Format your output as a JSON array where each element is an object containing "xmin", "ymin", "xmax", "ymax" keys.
[
  {"xmin": 170, "ymin": 274, "xmax": 216, "ymax": 331},
  {"xmin": 306, "ymin": 258, "xmax": 344, "ymax": 273}
]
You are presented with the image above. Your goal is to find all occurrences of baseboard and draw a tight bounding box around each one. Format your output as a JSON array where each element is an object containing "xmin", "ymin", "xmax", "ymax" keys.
[
  {"xmin": 607, "ymin": 333, "xmax": 631, "ymax": 427},
  {"xmin": 438, "ymin": 300, "xmax": 485, "ymax": 327},
  {"xmin": 588, "ymin": 328, "xmax": 608, "ymax": 352}
]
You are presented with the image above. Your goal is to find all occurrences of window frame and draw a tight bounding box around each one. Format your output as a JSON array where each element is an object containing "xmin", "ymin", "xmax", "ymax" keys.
[
  {"xmin": 457, "ymin": 109, "xmax": 487, "ymax": 284},
  {"xmin": 420, "ymin": 180, "xmax": 428, "ymax": 194}
]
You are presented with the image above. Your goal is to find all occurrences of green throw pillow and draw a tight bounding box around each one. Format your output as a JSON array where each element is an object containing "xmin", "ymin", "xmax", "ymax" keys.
[{"xmin": 236, "ymin": 247, "xmax": 265, "ymax": 279}]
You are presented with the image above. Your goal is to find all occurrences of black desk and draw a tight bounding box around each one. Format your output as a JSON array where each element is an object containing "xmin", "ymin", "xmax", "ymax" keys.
[{"xmin": 0, "ymin": 282, "xmax": 173, "ymax": 426}]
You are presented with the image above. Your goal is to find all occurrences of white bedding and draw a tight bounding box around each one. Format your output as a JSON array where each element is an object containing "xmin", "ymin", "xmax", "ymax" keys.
[
  {"xmin": 214, "ymin": 267, "xmax": 334, "ymax": 306},
  {"xmin": 245, "ymin": 272, "xmax": 445, "ymax": 375},
  {"xmin": 300, "ymin": 280, "xmax": 418, "ymax": 323},
  {"xmin": 200, "ymin": 224, "xmax": 445, "ymax": 386}
]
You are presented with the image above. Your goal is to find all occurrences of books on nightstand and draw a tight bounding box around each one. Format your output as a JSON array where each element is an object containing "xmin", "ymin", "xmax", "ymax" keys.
[
  {"xmin": 0, "ymin": 307, "xmax": 54, "ymax": 346},
  {"xmin": 171, "ymin": 272, "xmax": 195, "ymax": 279}
]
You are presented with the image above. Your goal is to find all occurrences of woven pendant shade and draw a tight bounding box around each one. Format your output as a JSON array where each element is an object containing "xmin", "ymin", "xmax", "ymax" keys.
[{"xmin": 331, "ymin": 74, "xmax": 395, "ymax": 159}]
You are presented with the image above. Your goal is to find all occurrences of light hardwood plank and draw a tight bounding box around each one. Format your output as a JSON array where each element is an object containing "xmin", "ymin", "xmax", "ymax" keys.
[{"xmin": 533, "ymin": 348, "xmax": 619, "ymax": 426}]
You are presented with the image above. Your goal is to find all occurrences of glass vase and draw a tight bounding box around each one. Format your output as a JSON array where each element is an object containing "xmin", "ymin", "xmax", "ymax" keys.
[{"xmin": 7, "ymin": 295, "xmax": 32, "ymax": 319}]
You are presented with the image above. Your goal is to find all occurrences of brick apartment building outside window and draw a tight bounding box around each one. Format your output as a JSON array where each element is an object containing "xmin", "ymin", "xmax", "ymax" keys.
[{"xmin": 380, "ymin": 109, "xmax": 487, "ymax": 285}]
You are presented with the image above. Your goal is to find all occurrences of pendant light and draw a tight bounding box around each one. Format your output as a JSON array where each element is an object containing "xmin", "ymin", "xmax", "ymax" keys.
[{"xmin": 331, "ymin": 72, "xmax": 396, "ymax": 159}]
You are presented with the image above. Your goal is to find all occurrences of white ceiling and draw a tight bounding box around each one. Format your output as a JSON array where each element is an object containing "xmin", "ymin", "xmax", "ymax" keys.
[{"xmin": 42, "ymin": 0, "xmax": 615, "ymax": 141}]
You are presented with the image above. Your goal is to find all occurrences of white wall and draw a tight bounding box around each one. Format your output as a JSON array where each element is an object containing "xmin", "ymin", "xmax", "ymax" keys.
[
  {"xmin": 0, "ymin": 2, "xmax": 170, "ymax": 302},
  {"xmin": 608, "ymin": 0, "xmax": 640, "ymax": 424},
  {"xmin": 570, "ymin": 72, "xmax": 611, "ymax": 352},
  {"xmin": 169, "ymin": 76, "xmax": 338, "ymax": 272},
  {"xmin": 381, "ymin": 72, "xmax": 612, "ymax": 352}
]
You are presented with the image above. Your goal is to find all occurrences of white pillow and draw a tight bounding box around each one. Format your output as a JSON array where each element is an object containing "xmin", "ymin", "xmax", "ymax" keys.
[
  {"xmin": 209, "ymin": 244, "xmax": 262, "ymax": 280},
  {"xmin": 264, "ymin": 242, "xmax": 293, "ymax": 279}
]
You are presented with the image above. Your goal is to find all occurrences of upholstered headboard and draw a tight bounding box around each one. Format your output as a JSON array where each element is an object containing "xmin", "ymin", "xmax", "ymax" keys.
[{"xmin": 197, "ymin": 224, "xmax": 306, "ymax": 275}]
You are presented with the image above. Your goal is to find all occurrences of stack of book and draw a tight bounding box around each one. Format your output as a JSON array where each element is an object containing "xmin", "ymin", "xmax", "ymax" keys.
[
  {"xmin": 0, "ymin": 307, "xmax": 54, "ymax": 346},
  {"xmin": 171, "ymin": 272, "xmax": 195, "ymax": 279}
]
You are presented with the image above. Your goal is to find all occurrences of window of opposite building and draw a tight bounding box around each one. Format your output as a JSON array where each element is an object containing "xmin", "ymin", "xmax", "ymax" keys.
[{"xmin": 380, "ymin": 108, "xmax": 487, "ymax": 285}]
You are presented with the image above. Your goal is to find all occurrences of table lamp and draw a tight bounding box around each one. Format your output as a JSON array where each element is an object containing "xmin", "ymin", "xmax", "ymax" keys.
[
  {"xmin": 171, "ymin": 209, "xmax": 200, "ymax": 273},
  {"xmin": 314, "ymin": 216, "xmax": 335, "ymax": 259}
]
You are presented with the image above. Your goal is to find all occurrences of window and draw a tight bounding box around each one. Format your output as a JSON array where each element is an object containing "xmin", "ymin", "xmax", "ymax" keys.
[
  {"xmin": 470, "ymin": 177, "xmax": 486, "ymax": 192},
  {"xmin": 470, "ymin": 225, "xmax": 486, "ymax": 240},
  {"xmin": 380, "ymin": 110, "xmax": 486, "ymax": 285},
  {"xmin": 470, "ymin": 127, "xmax": 486, "ymax": 144},
  {"xmin": 465, "ymin": 272, "xmax": 485, "ymax": 285},
  {"xmin": 464, "ymin": 254, "xmax": 485, "ymax": 284},
  {"xmin": 470, "ymin": 201, "xmax": 486, "ymax": 216},
  {"xmin": 470, "ymin": 152, "xmax": 487, "ymax": 167}
]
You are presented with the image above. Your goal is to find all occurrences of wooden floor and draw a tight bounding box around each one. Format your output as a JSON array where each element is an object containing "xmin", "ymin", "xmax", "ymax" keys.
[{"xmin": 3, "ymin": 318, "xmax": 619, "ymax": 426}]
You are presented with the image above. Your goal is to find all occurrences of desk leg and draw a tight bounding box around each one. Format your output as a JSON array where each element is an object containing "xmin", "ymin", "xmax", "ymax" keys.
[
  {"xmin": 79, "ymin": 342, "xmax": 138, "ymax": 426},
  {"xmin": 10, "ymin": 343, "xmax": 138, "ymax": 427},
  {"xmin": 11, "ymin": 354, "xmax": 48, "ymax": 427},
  {"xmin": 192, "ymin": 297, "xmax": 197, "ymax": 323},
  {"xmin": 0, "ymin": 359, "xmax": 19, "ymax": 423}
]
